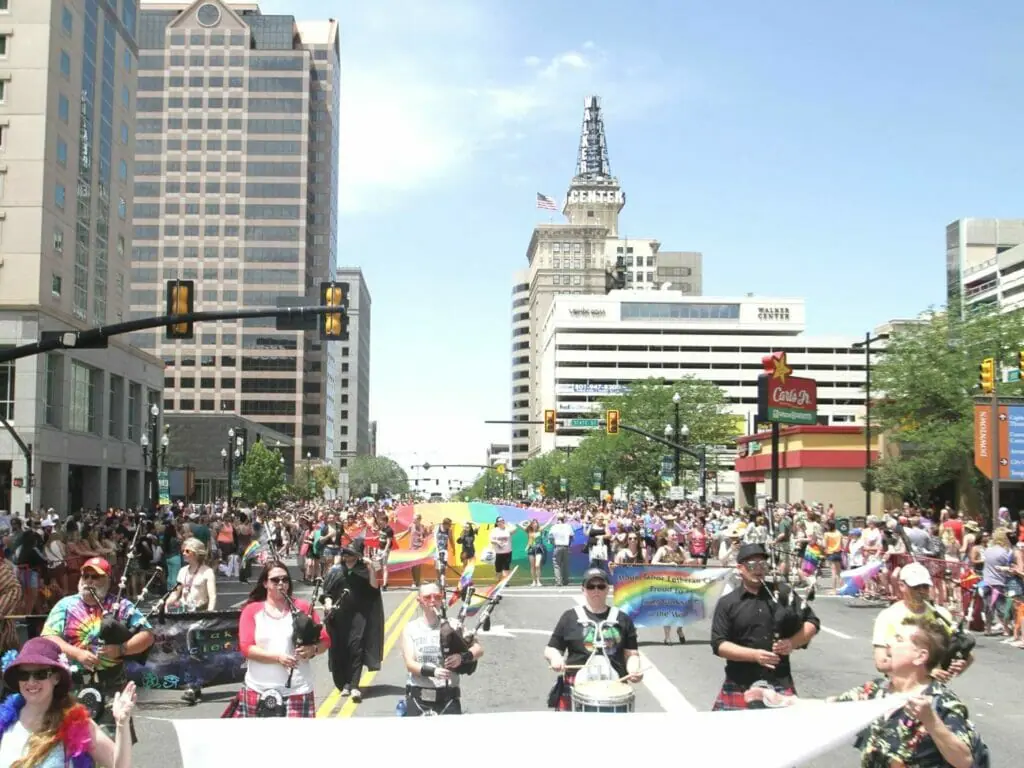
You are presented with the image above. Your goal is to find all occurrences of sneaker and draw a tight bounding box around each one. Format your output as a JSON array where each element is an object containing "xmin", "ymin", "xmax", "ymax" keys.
[
  {"xmin": 181, "ymin": 688, "xmax": 200, "ymax": 705},
  {"xmin": 351, "ymin": 688, "xmax": 362, "ymax": 702},
  {"xmin": 341, "ymin": 684, "xmax": 352, "ymax": 697}
]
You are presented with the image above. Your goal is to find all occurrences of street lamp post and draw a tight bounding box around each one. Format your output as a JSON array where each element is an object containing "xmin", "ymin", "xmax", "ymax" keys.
[
  {"xmin": 671, "ymin": 392, "xmax": 681, "ymax": 485},
  {"xmin": 220, "ymin": 427, "xmax": 241, "ymax": 512},
  {"xmin": 665, "ymin": 422, "xmax": 707, "ymax": 504},
  {"xmin": 853, "ymin": 332, "xmax": 887, "ymax": 519},
  {"xmin": 139, "ymin": 403, "xmax": 166, "ymax": 512}
]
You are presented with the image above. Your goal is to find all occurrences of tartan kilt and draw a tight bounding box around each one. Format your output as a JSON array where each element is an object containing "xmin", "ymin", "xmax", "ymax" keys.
[
  {"xmin": 221, "ymin": 686, "xmax": 317, "ymax": 718},
  {"xmin": 554, "ymin": 673, "xmax": 577, "ymax": 712},
  {"xmin": 711, "ymin": 679, "xmax": 796, "ymax": 711}
]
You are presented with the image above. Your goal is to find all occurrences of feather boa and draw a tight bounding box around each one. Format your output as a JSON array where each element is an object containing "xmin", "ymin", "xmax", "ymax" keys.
[{"xmin": 0, "ymin": 694, "xmax": 94, "ymax": 768}]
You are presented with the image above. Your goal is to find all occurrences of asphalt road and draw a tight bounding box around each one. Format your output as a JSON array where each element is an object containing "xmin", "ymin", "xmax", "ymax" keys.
[{"xmin": 131, "ymin": 573, "xmax": 1017, "ymax": 767}]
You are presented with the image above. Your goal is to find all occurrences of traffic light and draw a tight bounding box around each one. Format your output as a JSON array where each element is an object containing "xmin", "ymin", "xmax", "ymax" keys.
[
  {"xmin": 539, "ymin": 483, "xmax": 546, "ymax": 496},
  {"xmin": 1018, "ymin": 350, "xmax": 1024, "ymax": 373},
  {"xmin": 319, "ymin": 281, "xmax": 349, "ymax": 341},
  {"xmin": 606, "ymin": 409, "xmax": 620, "ymax": 434},
  {"xmin": 544, "ymin": 409, "xmax": 556, "ymax": 433},
  {"xmin": 979, "ymin": 357, "xmax": 995, "ymax": 394},
  {"xmin": 165, "ymin": 279, "xmax": 194, "ymax": 340}
]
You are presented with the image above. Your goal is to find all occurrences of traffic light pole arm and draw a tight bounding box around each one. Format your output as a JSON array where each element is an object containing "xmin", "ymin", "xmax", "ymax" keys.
[
  {"xmin": 0, "ymin": 306, "xmax": 336, "ymax": 364},
  {"xmin": 619, "ymin": 423, "xmax": 705, "ymax": 463}
]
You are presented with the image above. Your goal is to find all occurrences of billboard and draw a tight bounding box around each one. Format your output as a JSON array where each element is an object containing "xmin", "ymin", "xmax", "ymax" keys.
[{"xmin": 756, "ymin": 351, "xmax": 817, "ymax": 425}]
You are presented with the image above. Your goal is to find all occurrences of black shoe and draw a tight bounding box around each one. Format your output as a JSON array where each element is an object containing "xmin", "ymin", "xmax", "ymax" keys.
[{"xmin": 182, "ymin": 688, "xmax": 200, "ymax": 705}]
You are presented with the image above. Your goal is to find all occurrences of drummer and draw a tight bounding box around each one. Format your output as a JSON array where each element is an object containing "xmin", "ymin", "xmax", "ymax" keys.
[{"xmin": 544, "ymin": 567, "xmax": 643, "ymax": 711}]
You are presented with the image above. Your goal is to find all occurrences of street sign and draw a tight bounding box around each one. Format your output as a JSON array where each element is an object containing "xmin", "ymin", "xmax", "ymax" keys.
[
  {"xmin": 974, "ymin": 403, "xmax": 1024, "ymax": 480},
  {"xmin": 370, "ymin": 483, "xmax": 378, "ymax": 495},
  {"xmin": 668, "ymin": 486, "xmax": 685, "ymax": 500},
  {"xmin": 158, "ymin": 470, "xmax": 171, "ymax": 506},
  {"xmin": 1009, "ymin": 369, "xmax": 1022, "ymax": 383},
  {"xmin": 568, "ymin": 418, "xmax": 600, "ymax": 428}
]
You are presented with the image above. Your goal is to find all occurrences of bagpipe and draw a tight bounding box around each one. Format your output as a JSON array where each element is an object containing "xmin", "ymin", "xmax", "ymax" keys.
[
  {"xmin": 763, "ymin": 575, "xmax": 817, "ymax": 642},
  {"xmin": 282, "ymin": 580, "xmax": 323, "ymax": 689},
  {"xmin": 436, "ymin": 584, "xmax": 478, "ymax": 677}
]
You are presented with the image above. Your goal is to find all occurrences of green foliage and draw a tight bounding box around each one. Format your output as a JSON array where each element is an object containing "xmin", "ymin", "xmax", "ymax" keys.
[
  {"xmin": 236, "ymin": 441, "xmax": 287, "ymax": 506},
  {"xmin": 869, "ymin": 306, "xmax": 1024, "ymax": 506},
  {"xmin": 347, "ymin": 455, "xmax": 410, "ymax": 498},
  {"xmin": 290, "ymin": 462, "xmax": 339, "ymax": 501},
  {"xmin": 520, "ymin": 376, "xmax": 736, "ymax": 498},
  {"xmin": 453, "ymin": 468, "xmax": 507, "ymax": 501}
]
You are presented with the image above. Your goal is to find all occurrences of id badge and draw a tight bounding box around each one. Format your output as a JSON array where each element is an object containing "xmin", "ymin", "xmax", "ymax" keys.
[{"xmin": 420, "ymin": 688, "xmax": 437, "ymax": 703}]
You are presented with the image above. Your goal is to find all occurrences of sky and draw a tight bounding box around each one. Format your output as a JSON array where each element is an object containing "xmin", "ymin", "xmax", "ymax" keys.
[{"xmin": 258, "ymin": 0, "xmax": 1024, "ymax": 489}]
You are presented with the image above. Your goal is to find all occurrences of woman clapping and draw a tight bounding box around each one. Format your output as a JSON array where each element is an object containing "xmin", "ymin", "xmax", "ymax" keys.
[{"xmin": 0, "ymin": 636, "xmax": 136, "ymax": 767}]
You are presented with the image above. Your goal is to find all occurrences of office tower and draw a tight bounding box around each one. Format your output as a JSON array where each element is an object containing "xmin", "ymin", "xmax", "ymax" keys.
[
  {"xmin": 0, "ymin": 0, "xmax": 164, "ymax": 513},
  {"xmin": 653, "ymin": 251, "xmax": 702, "ymax": 293},
  {"xmin": 510, "ymin": 96, "xmax": 701, "ymax": 467},
  {"xmin": 946, "ymin": 218, "xmax": 1024, "ymax": 315},
  {"xmin": 334, "ymin": 266, "xmax": 371, "ymax": 477},
  {"xmin": 132, "ymin": 1, "xmax": 340, "ymax": 467}
]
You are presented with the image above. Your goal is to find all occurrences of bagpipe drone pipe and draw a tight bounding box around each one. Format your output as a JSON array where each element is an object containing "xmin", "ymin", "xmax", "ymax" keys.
[
  {"xmin": 435, "ymin": 580, "xmax": 478, "ymax": 677},
  {"xmin": 282, "ymin": 579, "xmax": 323, "ymax": 688},
  {"xmin": 890, "ymin": 523, "xmax": 976, "ymax": 669}
]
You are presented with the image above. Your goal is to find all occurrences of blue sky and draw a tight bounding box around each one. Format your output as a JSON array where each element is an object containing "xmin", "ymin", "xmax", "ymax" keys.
[{"xmin": 262, "ymin": 0, "xmax": 1024, "ymax": 488}]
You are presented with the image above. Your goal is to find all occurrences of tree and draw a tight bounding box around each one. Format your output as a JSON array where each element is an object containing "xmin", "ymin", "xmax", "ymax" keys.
[
  {"xmin": 518, "ymin": 450, "xmax": 570, "ymax": 498},
  {"xmin": 869, "ymin": 305, "xmax": 1024, "ymax": 509},
  {"xmin": 347, "ymin": 455, "xmax": 410, "ymax": 498},
  {"xmin": 236, "ymin": 441, "xmax": 287, "ymax": 506},
  {"xmin": 453, "ymin": 468, "xmax": 505, "ymax": 501}
]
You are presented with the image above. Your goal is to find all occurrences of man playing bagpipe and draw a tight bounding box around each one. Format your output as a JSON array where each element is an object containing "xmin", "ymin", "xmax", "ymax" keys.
[
  {"xmin": 710, "ymin": 543, "xmax": 819, "ymax": 710},
  {"xmin": 400, "ymin": 583, "xmax": 484, "ymax": 716},
  {"xmin": 320, "ymin": 537, "xmax": 385, "ymax": 702},
  {"xmin": 39, "ymin": 557, "xmax": 154, "ymax": 737}
]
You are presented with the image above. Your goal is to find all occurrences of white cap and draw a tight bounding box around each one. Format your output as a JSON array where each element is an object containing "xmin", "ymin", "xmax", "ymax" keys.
[{"xmin": 900, "ymin": 562, "xmax": 932, "ymax": 588}]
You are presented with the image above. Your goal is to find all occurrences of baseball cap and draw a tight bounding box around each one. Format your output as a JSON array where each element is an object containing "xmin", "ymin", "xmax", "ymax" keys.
[
  {"xmin": 81, "ymin": 557, "xmax": 111, "ymax": 576},
  {"xmin": 900, "ymin": 563, "xmax": 931, "ymax": 588},
  {"xmin": 582, "ymin": 568, "xmax": 609, "ymax": 586}
]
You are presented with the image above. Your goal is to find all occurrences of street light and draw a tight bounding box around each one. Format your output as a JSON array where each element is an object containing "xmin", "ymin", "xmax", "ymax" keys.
[
  {"xmin": 671, "ymin": 392, "xmax": 682, "ymax": 485},
  {"xmin": 221, "ymin": 427, "xmax": 242, "ymax": 511},
  {"xmin": 140, "ymin": 403, "xmax": 166, "ymax": 512},
  {"xmin": 852, "ymin": 332, "xmax": 887, "ymax": 519}
]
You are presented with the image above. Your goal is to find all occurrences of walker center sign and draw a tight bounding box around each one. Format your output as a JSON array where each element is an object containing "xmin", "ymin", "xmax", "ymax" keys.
[{"xmin": 757, "ymin": 351, "xmax": 818, "ymax": 425}]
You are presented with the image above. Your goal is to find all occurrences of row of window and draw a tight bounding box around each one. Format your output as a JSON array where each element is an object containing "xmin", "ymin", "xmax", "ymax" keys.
[{"xmin": 136, "ymin": 107, "xmax": 328, "ymax": 134}]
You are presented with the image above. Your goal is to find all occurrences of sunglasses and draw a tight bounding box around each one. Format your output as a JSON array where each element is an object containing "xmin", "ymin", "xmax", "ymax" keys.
[
  {"xmin": 80, "ymin": 572, "xmax": 106, "ymax": 581},
  {"xmin": 585, "ymin": 583, "xmax": 608, "ymax": 591},
  {"xmin": 14, "ymin": 669, "xmax": 54, "ymax": 683},
  {"xmin": 267, "ymin": 576, "xmax": 290, "ymax": 585}
]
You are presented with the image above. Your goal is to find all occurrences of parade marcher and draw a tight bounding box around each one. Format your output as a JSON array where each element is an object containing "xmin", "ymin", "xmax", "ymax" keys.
[
  {"xmin": 40, "ymin": 557, "xmax": 153, "ymax": 737},
  {"xmin": 223, "ymin": 561, "xmax": 330, "ymax": 718},
  {"xmin": 544, "ymin": 568, "xmax": 643, "ymax": 711},
  {"xmin": 0, "ymin": 637, "xmax": 137, "ymax": 767},
  {"xmin": 321, "ymin": 538, "xmax": 385, "ymax": 702},
  {"xmin": 745, "ymin": 616, "xmax": 989, "ymax": 767},
  {"xmin": 400, "ymin": 582, "xmax": 483, "ymax": 716},
  {"xmin": 872, "ymin": 562, "xmax": 973, "ymax": 682},
  {"xmin": 165, "ymin": 537, "xmax": 217, "ymax": 705},
  {"xmin": 710, "ymin": 543, "xmax": 819, "ymax": 710}
]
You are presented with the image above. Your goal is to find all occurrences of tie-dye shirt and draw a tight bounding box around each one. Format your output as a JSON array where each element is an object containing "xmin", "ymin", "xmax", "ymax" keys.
[{"xmin": 41, "ymin": 593, "xmax": 152, "ymax": 671}]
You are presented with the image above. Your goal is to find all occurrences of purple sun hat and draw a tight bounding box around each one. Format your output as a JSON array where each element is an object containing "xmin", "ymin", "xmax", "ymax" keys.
[{"xmin": 3, "ymin": 637, "xmax": 73, "ymax": 693}]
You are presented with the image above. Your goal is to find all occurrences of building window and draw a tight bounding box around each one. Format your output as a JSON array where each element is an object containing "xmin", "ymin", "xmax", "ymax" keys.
[
  {"xmin": 53, "ymin": 227, "xmax": 63, "ymax": 253},
  {"xmin": 118, "ymin": 197, "xmax": 126, "ymax": 219},
  {"xmin": 44, "ymin": 355, "xmax": 61, "ymax": 427},
  {"xmin": 58, "ymin": 93, "xmax": 69, "ymax": 123},
  {"xmin": 118, "ymin": 159, "xmax": 127, "ymax": 181},
  {"xmin": 69, "ymin": 362, "xmax": 99, "ymax": 433},
  {"xmin": 59, "ymin": 50, "xmax": 71, "ymax": 78},
  {"xmin": 0, "ymin": 35, "xmax": 8, "ymax": 57},
  {"xmin": 0, "ymin": 80, "xmax": 6, "ymax": 104},
  {"xmin": 61, "ymin": 6, "xmax": 73, "ymax": 34},
  {"xmin": 0, "ymin": 1, "xmax": 8, "ymax": 12},
  {"xmin": 51, "ymin": 274, "xmax": 62, "ymax": 296},
  {"xmin": 123, "ymin": 49, "xmax": 132, "ymax": 72},
  {"xmin": 0, "ymin": 125, "xmax": 6, "ymax": 151},
  {"xmin": 0, "ymin": 360, "xmax": 14, "ymax": 420},
  {"xmin": 120, "ymin": 123, "xmax": 128, "ymax": 144},
  {"xmin": 55, "ymin": 184, "xmax": 66, "ymax": 209},
  {"xmin": 121, "ymin": 85, "xmax": 130, "ymax": 109},
  {"xmin": 127, "ymin": 382, "xmax": 139, "ymax": 441},
  {"xmin": 56, "ymin": 138, "xmax": 68, "ymax": 166}
]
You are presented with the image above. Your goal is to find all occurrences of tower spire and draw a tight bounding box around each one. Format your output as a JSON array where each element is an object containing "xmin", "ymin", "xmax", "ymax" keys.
[
  {"xmin": 575, "ymin": 95, "xmax": 612, "ymax": 181},
  {"xmin": 564, "ymin": 95, "xmax": 624, "ymax": 235}
]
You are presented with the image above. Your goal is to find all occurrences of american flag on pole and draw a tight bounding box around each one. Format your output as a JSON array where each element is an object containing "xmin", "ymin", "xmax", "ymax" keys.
[{"xmin": 536, "ymin": 193, "xmax": 558, "ymax": 211}]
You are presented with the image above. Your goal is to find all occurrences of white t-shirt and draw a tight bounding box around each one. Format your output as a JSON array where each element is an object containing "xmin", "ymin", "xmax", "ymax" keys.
[
  {"xmin": 490, "ymin": 526, "xmax": 512, "ymax": 555},
  {"xmin": 245, "ymin": 605, "xmax": 313, "ymax": 695},
  {"xmin": 0, "ymin": 721, "xmax": 65, "ymax": 767},
  {"xmin": 549, "ymin": 523, "xmax": 574, "ymax": 547},
  {"xmin": 176, "ymin": 563, "xmax": 215, "ymax": 610}
]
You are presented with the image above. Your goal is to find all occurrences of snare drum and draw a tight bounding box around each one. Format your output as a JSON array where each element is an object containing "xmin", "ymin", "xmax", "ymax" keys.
[{"xmin": 570, "ymin": 679, "xmax": 635, "ymax": 713}]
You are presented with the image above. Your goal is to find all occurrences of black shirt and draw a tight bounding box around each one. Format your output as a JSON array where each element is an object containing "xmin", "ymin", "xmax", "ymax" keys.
[
  {"xmin": 547, "ymin": 605, "xmax": 639, "ymax": 678},
  {"xmin": 710, "ymin": 582, "xmax": 820, "ymax": 689}
]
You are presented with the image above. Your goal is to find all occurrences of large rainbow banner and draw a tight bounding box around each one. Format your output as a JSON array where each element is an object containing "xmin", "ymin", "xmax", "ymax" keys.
[{"xmin": 612, "ymin": 565, "xmax": 732, "ymax": 628}]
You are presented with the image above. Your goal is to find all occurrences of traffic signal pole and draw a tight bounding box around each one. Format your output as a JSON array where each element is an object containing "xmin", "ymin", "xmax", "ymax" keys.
[
  {"xmin": 991, "ymin": 379, "xmax": 1001, "ymax": 531},
  {"xmin": 617, "ymin": 423, "xmax": 708, "ymax": 504},
  {"xmin": 0, "ymin": 305, "xmax": 337, "ymax": 365}
]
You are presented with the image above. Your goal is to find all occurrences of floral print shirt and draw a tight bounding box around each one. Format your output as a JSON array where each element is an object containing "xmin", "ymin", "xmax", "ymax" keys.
[{"xmin": 832, "ymin": 678, "xmax": 987, "ymax": 767}]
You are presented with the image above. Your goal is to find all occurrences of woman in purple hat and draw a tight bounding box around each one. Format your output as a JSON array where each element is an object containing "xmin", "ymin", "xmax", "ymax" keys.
[{"xmin": 0, "ymin": 636, "xmax": 136, "ymax": 767}]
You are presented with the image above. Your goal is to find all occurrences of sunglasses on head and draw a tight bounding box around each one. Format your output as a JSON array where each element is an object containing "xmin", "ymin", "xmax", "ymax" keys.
[
  {"xmin": 14, "ymin": 669, "xmax": 53, "ymax": 683},
  {"xmin": 585, "ymin": 582, "xmax": 608, "ymax": 591},
  {"xmin": 267, "ymin": 576, "xmax": 290, "ymax": 585}
]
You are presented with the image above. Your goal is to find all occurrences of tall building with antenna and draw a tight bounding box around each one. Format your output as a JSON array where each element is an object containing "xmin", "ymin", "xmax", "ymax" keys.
[{"xmin": 509, "ymin": 96, "xmax": 703, "ymax": 468}]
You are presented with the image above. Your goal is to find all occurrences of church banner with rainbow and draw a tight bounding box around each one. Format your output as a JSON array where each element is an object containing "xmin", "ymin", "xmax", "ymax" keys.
[{"xmin": 611, "ymin": 565, "xmax": 733, "ymax": 628}]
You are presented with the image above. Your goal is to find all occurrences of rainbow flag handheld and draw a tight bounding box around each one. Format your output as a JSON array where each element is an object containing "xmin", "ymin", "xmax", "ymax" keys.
[
  {"xmin": 801, "ymin": 543, "xmax": 825, "ymax": 576},
  {"xmin": 837, "ymin": 561, "xmax": 883, "ymax": 596},
  {"xmin": 612, "ymin": 565, "xmax": 731, "ymax": 628},
  {"xmin": 385, "ymin": 534, "xmax": 437, "ymax": 572},
  {"xmin": 463, "ymin": 567, "xmax": 517, "ymax": 618},
  {"xmin": 242, "ymin": 541, "xmax": 263, "ymax": 562},
  {"xmin": 449, "ymin": 560, "xmax": 476, "ymax": 607}
]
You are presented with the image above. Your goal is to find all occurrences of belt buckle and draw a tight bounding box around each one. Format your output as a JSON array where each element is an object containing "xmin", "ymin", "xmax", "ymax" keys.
[{"xmin": 420, "ymin": 688, "xmax": 437, "ymax": 703}]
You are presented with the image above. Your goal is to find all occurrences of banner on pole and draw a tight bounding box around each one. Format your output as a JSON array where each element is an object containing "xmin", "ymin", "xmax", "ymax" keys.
[{"xmin": 611, "ymin": 565, "xmax": 732, "ymax": 628}]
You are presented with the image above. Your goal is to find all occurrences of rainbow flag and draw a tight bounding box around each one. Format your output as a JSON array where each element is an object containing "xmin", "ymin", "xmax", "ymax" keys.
[
  {"xmin": 801, "ymin": 543, "xmax": 825, "ymax": 576},
  {"xmin": 612, "ymin": 565, "xmax": 732, "ymax": 628},
  {"xmin": 449, "ymin": 560, "xmax": 476, "ymax": 607},
  {"xmin": 464, "ymin": 567, "xmax": 517, "ymax": 618},
  {"xmin": 384, "ymin": 534, "xmax": 437, "ymax": 572},
  {"xmin": 242, "ymin": 541, "xmax": 263, "ymax": 562},
  {"xmin": 838, "ymin": 561, "xmax": 883, "ymax": 596}
]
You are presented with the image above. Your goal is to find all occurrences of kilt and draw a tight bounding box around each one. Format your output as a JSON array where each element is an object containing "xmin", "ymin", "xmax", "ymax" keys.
[
  {"xmin": 221, "ymin": 686, "xmax": 317, "ymax": 718},
  {"xmin": 711, "ymin": 679, "xmax": 796, "ymax": 711},
  {"xmin": 553, "ymin": 673, "xmax": 577, "ymax": 712}
]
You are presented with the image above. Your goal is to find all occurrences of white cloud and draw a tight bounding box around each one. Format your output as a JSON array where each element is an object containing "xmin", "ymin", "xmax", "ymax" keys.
[{"xmin": 336, "ymin": 0, "xmax": 680, "ymax": 214}]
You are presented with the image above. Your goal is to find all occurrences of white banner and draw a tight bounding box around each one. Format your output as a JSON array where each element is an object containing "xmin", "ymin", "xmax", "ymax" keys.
[{"xmin": 171, "ymin": 695, "xmax": 906, "ymax": 767}]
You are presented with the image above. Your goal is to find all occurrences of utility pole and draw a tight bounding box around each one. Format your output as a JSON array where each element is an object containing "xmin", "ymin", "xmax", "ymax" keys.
[{"xmin": 991, "ymin": 361, "xmax": 1001, "ymax": 530}]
